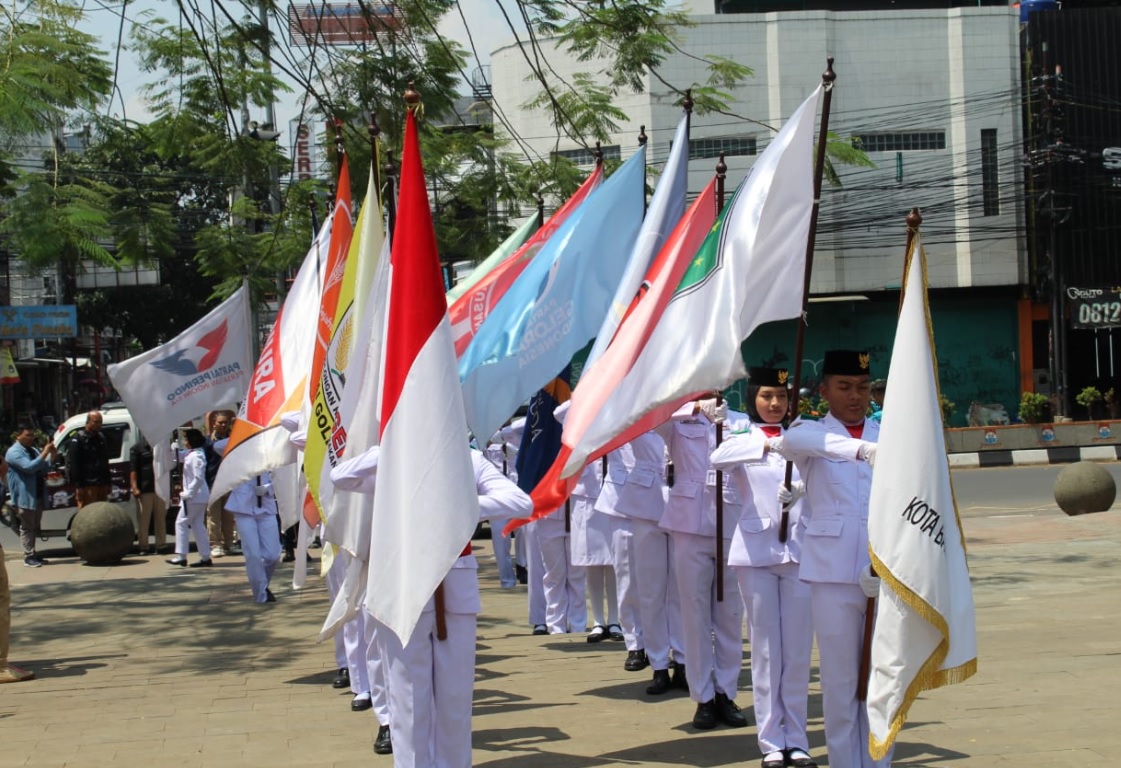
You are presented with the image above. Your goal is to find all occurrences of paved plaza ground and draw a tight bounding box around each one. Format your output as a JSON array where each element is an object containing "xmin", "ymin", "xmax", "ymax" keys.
[{"xmin": 1, "ymin": 466, "xmax": 1119, "ymax": 767}]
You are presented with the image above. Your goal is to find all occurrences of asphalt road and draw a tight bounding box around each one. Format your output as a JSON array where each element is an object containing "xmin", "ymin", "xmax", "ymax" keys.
[{"xmin": 3, "ymin": 463, "xmax": 1114, "ymax": 557}]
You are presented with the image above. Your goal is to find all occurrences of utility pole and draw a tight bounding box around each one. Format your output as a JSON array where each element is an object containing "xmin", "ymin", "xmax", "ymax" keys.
[{"xmin": 1031, "ymin": 41, "xmax": 1082, "ymax": 419}]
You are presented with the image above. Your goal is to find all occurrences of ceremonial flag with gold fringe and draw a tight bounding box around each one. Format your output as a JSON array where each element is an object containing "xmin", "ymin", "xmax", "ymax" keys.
[{"xmin": 867, "ymin": 234, "xmax": 978, "ymax": 759}]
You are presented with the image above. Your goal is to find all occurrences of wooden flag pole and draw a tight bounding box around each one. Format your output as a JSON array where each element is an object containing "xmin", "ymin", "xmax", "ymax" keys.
[
  {"xmin": 857, "ymin": 206, "xmax": 923, "ymax": 702},
  {"xmin": 780, "ymin": 58, "xmax": 837, "ymax": 544},
  {"xmin": 714, "ymin": 142, "xmax": 727, "ymax": 603}
]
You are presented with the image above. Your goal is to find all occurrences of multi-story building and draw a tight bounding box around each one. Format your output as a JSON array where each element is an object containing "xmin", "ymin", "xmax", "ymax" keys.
[{"xmin": 491, "ymin": 1, "xmax": 1027, "ymax": 424}]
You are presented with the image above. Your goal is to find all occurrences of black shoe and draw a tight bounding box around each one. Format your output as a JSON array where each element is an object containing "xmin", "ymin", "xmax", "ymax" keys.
[
  {"xmin": 166, "ymin": 557, "xmax": 187, "ymax": 567},
  {"xmin": 785, "ymin": 749, "xmax": 818, "ymax": 768},
  {"xmin": 671, "ymin": 663, "xmax": 688, "ymax": 691},
  {"xmin": 188, "ymin": 558, "xmax": 213, "ymax": 568},
  {"xmin": 646, "ymin": 668, "xmax": 671, "ymax": 695},
  {"xmin": 531, "ymin": 624, "xmax": 548, "ymax": 636},
  {"xmin": 373, "ymin": 724, "xmax": 392, "ymax": 755},
  {"xmin": 762, "ymin": 752, "xmax": 786, "ymax": 768},
  {"xmin": 586, "ymin": 625, "xmax": 607, "ymax": 643},
  {"xmin": 333, "ymin": 668, "xmax": 350, "ymax": 689},
  {"xmin": 265, "ymin": 589, "xmax": 276, "ymax": 603},
  {"xmin": 515, "ymin": 564, "xmax": 528, "ymax": 584},
  {"xmin": 351, "ymin": 694, "xmax": 373, "ymax": 712},
  {"xmin": 624, "ymin": 649, "xmax": 649, "ymax": 672},
  {"xmin": 282, "ymin": 551, "xmax": 295, "ymax": 563},
  {"xmin": 714, "ymin": 692, "xmax": 748, "ymax": 728},
  {"xmin": 607, "ymin": 623, "xmax": 624, "ymax": 641},
  {"xmin": 22, "ymin": 556, "xmax": 43, "ymax": 568},
  {"xmin": 692, "ymin": 699, "xmax": 717, "ymax": 730}
]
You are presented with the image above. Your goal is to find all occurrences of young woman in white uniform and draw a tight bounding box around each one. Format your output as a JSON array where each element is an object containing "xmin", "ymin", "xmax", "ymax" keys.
[{"xmin": 710, "ymin": 367, "xmax": 816, "ymax": 768}]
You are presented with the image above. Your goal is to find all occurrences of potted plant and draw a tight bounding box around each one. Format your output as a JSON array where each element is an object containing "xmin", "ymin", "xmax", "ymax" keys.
[
  {"xmin": 939, "ymin": 394, "xmax": 955, "ymax": 425},
  {"xmin": 1018, "ymin": 391, "xmax": 1051, "ymax": 424},
  {"xmin": 1076, "ymin": 386, "xmax": 1104, "ymax": 421}
]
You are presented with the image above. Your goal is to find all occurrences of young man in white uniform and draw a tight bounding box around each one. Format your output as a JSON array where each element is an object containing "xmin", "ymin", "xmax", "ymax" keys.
[
  {"xmin": 782, "ymin": 349, "xmax": 890, "ymax": 768},
  {"xmin": 225, "ymin": 471, "xmax": 282, "ymax": 603},
  {"xmin": 333, "ymin": 445, "xmax": 532, "ymax": 768},
  {"xmin": 657, "ymin": 399, "xmax": 750, "ymax": 730}
]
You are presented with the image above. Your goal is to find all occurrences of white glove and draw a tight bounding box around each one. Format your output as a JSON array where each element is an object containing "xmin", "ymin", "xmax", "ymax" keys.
[
  {"xmin": 765, "ymin": 436, "xmax": 786, "ymax": 458},
  {"xmin": 697, "ymin": 398, "xmax": 727, "ymax": 424},
  {"xmin": 859, "ymin": 564, "xmax": 881, "ymax": 599},
  {"xmin": 776, "ymin": 480, "xmax": 805, "ymax": 508},
  {"xmin": 858, "ymin": 442, "xmax": 877, "ymax": 467}
]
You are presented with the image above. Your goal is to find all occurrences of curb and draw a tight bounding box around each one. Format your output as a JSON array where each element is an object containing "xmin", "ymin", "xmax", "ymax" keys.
[{"xmin": 949, "ymin": 445, "xmax": 1121, "ymax": 468}]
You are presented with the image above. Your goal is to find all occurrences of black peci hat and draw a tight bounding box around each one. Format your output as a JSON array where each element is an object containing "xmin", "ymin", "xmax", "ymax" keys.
[
  {"xmin": 747, "ymin": 366, "xmax": 790, "ymax": 388},
  {"xmin": 822, "ymin": 349, "xmax": 872, "ymax": 377}
]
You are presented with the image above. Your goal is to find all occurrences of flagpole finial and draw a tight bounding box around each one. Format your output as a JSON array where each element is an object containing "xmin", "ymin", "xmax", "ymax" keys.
[
  {"xmin": 823, "ymin": 58, "xmax": 837, "ymax": 90},
  {"xmin": 683, "ymin": 88, "xmax": 694, "ymax": 115},
  {"xmin": 638, "ymin": 125, "xmax": 647, "ymax": 147},
  {"xmin": 333, "ymin": 118, "xmax": 345, "ymax": 159},
  {"xmin": 907, "ymin": 207, "xmax": 923, "ymax": 232},
  {"xmin": 404, "ymin": 83, "xmax": 421, "ymax": 113},
  {"xmin": 715, "ymin": 152, "xmax": 727, "ymax": 214},
  {"xmin": 369, "ymin": 111, "xmax": 381, "ymax": 143},
  {"xmin": 594, "ymin": 142, "xmax": 604, "ymax": 166}
]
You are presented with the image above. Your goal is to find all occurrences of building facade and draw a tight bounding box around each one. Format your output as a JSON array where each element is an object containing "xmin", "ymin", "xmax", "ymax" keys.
[{"xmin": 491, "ymin": 5, "xmax": 1026, "ymax": 424}]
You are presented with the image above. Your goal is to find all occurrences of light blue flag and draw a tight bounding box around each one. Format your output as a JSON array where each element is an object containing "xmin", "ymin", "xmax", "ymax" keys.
[
  {"xmin": 459, "ymin": 146, "xmax": 648, "ymax": 441},
  {"xmin": 585, "ymin": 111, "xmax": 689, "ymax": 368}
]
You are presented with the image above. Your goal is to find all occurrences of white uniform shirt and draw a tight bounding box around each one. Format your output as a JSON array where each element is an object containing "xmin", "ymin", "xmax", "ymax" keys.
[
  {"xmin": 593, "ymin": 431, "xmax": 667, "ymax": 522},
  {"xmin": 225, "ymin": 472, "xmax": 279, "ymax": 518},
  {"xmin": 180, "ymin": 448, "xmax": 210, "ymax": 506},
  {"xmin": 782, "ymin": 413, "xmax": 878, "ymax": 585},
  {"xmin": 710, "ymin": 424, "xmax": 806, "ymax": 567},
  {"xmin": 655, "ymin": 405, "xmax": 748, "ymax": 538}
]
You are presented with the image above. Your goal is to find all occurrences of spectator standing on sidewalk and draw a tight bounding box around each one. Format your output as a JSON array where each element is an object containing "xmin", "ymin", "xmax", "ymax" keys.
[
  {"xmin": 6, "ymin": 425, "xmax": 56, "ymax": 567},
  {"xmin": 66, "ymin": 411, "xmax": 110, "ymax": 508},
  {"xmin": 204, "ymin": 411, "xmax": 237, "ymax": 557},
  {"xmin": 130, "ymin": 436, "xmax": 168, "ymax": 555},
  {"xmin": 0, "ymin": 535, "xmax": 34, "ymax": 683}
]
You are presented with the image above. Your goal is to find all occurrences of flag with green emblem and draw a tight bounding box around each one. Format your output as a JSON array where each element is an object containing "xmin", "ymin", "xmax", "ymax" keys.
[{"xmin": 556, "ymin": 85, "xmax": 823, "ymax": 478}]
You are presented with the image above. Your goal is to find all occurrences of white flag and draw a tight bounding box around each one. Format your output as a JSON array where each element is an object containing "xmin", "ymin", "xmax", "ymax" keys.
[
  {"xmin": 108, "ymin": 286, "xmax": 251, "ymax": 443},
  {"xmin": 867, "ymin": 235, "xmax": 978, "ymax": 759}
]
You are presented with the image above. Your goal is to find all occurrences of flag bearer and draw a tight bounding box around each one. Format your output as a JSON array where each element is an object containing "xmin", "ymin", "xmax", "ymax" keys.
[
  {"xmin": 782, "ymin": 350, "xmax": 889, "ymax": 768},
  {"xmin": 710, "ymin": 367, "xmax": 816, "ymax": 768},
  {"xmin": 656, "ymin": 398, "xmax": 750, "ymax": 730},
  {"xmin": 334, "ymin": 445, "xmax": 532, "ymax": 768}
]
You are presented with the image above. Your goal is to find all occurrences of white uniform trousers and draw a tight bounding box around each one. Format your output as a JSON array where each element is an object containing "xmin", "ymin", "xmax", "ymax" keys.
[
  {"xmin": 489, "ymin": 516, "xmax": 517, "ymax": 588},
  {"xmin": 737, "ymin": 562, "xmax": 813, "ymax": 755},
  {"xmin": 327, "ymin": 556, "xmax": 371, "ymax": 696},
  {"xmin": 232, "ymin": 513, "xmax": 281, "ymax": 603},
  {"xmin": 514, "ymin": 526, "xmax": 527, "ymax": 568},
  {"xmin": 811, "ymin": 582, "xmax": 894, "ymax": 768},
  {"xmin": 611, "ymin": 523, "xmax": 643, "ymax": 651},
  {"xmin": 375, "ymin": 609, "xmax": 476, "ymax": 768},
  {"xmin": 632, "ymin": 518, "xmax": 684, "ymax": 671},
  {"xmin": 325, "ymin": 561, "xmax": 347, "ymax": 669},
  {"xmin": 536, "ymin": 516, "xmax": 587, "ymax": 633},
  {"xmin": 363, "ymin": 613, "xmax": 391, "ymax": 727},
  {"xmin": 671, "ymin": 531, "xmax": 743, "ymax": 703},
  {"xmin": 174, "ymin": 501, "xmax": 210, "ymax": 560},
  {"xmin": 524, "ymin": 522, "xmax": 546, "ymax": 626}
]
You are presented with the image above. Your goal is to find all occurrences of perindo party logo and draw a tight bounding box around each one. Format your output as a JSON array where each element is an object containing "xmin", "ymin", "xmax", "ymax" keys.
[{"xmin": 150, "ymin": 320, "xmax": 244, "ymax": 405}]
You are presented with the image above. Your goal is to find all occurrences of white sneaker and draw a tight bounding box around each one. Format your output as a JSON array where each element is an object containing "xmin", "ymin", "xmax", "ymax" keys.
[{"xmin": 210, "ymin": 547, "xmax": 225, "ymax": 558}]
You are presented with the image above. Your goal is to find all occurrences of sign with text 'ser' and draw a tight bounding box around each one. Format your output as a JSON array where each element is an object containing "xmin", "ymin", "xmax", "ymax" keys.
[{"xmin": 0, "ymin": 305, "xmax": 78, "ymax": 339}]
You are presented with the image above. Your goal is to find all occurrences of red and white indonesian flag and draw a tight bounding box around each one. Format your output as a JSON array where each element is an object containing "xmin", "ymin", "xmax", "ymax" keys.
[
  {"xmin": 366, "ymin": 109, "xmax": 479, "ymax": 645},
  {"xmin": 210, "ymin": 220, "xmax": 332, "ymax": 509},
  {"xmin": 108, "ymin": 285, "xmax": 251, "ymax": 445},
  {"xmin": 867, "ymin": 234, "xmax": 977, "ymax": 759}
]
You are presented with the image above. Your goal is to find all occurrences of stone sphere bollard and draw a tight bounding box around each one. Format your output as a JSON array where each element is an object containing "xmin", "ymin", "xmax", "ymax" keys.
[
  {"xmin": 70, "ymin": 501, "xmax": 136, "ymax": 565},
  {"xmin": 1054, "ymin": 462, "xmax": 1117, "ymax": 516}
]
